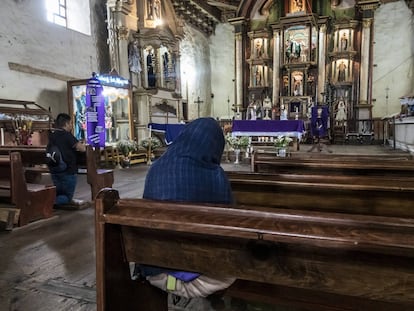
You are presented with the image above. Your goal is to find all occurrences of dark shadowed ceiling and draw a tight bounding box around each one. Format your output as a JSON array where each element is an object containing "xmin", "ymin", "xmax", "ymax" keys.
[{"xmin": 171, "ymin": 0, "xmax": 240, "ymax": 35}]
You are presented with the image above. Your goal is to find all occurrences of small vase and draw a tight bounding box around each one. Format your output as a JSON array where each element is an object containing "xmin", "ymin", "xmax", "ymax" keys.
[
  {"xmin": 234, "ymin": 149, "xmax": 241, "ymax": 164},
  {"xmin": 121, "ymin": 157, "xmax": 131, "ymax": 168},
  {"xmin": 278, "ymin": 148, "xmax": 287, "ymax": 157}
]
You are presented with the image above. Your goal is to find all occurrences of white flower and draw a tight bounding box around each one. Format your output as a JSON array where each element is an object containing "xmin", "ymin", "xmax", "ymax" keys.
[
  {"xmin": 225, "ymin": 133, "xmax": 249, "ymax": 150},
  {"xmin": 273, "ymin": 135, "xmax": 292, "ymax": 148},
  {"xmin": 140, "ymin": 137, "xmax": 162, "ymax": 150},
  {"xmin": 117, "ymin": 140, "xmax": 138, "ymax": 157}
]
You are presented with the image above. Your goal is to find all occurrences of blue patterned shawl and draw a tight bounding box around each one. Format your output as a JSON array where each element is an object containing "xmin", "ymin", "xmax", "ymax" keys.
[{"xmin": 143, "ymin": 117, "xmax": 233, "ymax": 204}]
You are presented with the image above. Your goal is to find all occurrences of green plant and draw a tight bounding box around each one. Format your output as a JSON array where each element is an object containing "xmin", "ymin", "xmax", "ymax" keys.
[
  {"xmin": 117, "ymin": 140, "xmax": 138, "ymax": 157},
  {"xmin": 140, "ymin": 136, "xmax": 162, "ymax": 151},
  {"xmin": 273, "ymin": 135, "xmax": 293, "ymax": 148},
  {"xmin": 226, "ymin": 133, "xmax": 250, "ymax": 150}
]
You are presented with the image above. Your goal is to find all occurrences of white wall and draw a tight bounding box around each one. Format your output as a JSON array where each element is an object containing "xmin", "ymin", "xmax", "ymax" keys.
[
  {"xmin": 372, "ymin": 0, "xmax": 414, "ymax": 118},
  {"xmin": 210, "ymin": 23, "xmax": 235, "ymax": 120},
  {"xmin": 0, "ymin": 0, "xmax": 101, "ymax": 116},
  {"xmin": 180, "ymin": 25, "xmax": 211, "ymax": 120}
]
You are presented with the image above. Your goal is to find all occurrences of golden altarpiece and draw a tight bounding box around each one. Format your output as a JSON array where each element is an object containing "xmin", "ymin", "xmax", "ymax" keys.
[{"xmin": 230, "ymin": 0, "xmax": 380, "ymax": 141}]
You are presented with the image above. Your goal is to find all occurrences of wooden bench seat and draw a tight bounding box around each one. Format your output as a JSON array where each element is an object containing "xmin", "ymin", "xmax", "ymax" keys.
[
  {"xmin": 95, "ymin": 189, "xmax": 414, "ymax": 311},
  {"xmin": 0, "ymin": 152, "xmax": 55, "ymax": 226},
  {"xmin": 227, "ymin": 171, "xmax": 414, "ymax": 218}
]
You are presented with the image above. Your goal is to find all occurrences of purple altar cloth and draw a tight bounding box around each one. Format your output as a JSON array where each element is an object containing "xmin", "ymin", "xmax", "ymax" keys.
[
  {"xmin": 149, "ymin": 123, "xmax": 186, "ymax": 145},
  {"xmin": 232, "ymin": 120, "xmax": 305, "ymax": 139}
]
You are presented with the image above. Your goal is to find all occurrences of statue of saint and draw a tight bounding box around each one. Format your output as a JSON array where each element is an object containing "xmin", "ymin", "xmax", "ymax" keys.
[
  {"xmin": 154, "ymin": 0, "xmax": 161, "ymax": 19},
  {"xmin": 338, "ymin": 61, "xmax": 347, "ymax": 82},
  {"xmin": 147, "ymin": 51, "xmax": 156, "ymax": 87},
  {"xmin": 280, "ymin": 104, "xmax": 288, "ymax": 120},
  {"xmin": 335, "ymin": 98, "xmax": 347, "ymax": 125},
  {"xmin": 128, "ymin": 40, "xmax": 142, "ymax": 74},
  {"xmin": 255, "ymin": 68, "xmax": 262, "ymax": 86},
  {"xmin": 340, "ymin": 33, "xmax": 348, "ymax": 51},
  {"xmin": 255, "ymin": 40, "xmax": 262, "ymax": 58}
]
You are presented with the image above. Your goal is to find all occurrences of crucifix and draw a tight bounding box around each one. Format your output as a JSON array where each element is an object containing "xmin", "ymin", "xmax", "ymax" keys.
[{"xmin": 194, "ymin": 96, "xmax": 203, "ymax": 118}]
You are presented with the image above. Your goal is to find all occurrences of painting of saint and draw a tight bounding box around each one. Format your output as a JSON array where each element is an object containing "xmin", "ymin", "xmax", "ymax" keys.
[
  {"xmin": 284, "ymin": 26, "xmax": 309, "ymax": 63},
  {"xmin": 291, "ymin": 0, "xmax": 304, "ymax": 13}
]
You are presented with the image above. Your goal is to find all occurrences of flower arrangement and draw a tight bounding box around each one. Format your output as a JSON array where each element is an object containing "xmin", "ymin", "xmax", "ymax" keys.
[
  {"xmin": 273, "ymin": 135, "xmax": 293, "ymax": 148},
  {"xmin": 226, "ymin": 133, "xmax": 250, "ymax": 150},
  {"xmin": 117, "ymin": 140, "xmax": 138, "ymax": 157},
  {"xmin": 140, "ymin": 136, "xmax": 162, "ymax": 151}
]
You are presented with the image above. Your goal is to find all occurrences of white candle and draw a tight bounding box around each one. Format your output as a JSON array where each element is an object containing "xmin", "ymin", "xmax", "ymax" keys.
[{"xmin": 0, "ymin": 128, "xmax": 4, "ymax": 146}]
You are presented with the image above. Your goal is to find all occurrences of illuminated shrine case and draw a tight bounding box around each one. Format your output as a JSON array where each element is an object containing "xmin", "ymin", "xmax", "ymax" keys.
[
  {"xmin": 0, "ymin": 99, "xmax": 52, "ymax": 146},
  {"xmin": 67, "ymin": 75, "xmax": 133, "ymax": 145}
]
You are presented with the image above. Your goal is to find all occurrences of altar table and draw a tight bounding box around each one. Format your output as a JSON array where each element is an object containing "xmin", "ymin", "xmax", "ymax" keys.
[
  {"xmin": 148, "ymin": 123, "xmax": 186, "ymax": 145},
  {"xmin": 232, "ymin": 120, "xmax": 305, "ymax": 139}
]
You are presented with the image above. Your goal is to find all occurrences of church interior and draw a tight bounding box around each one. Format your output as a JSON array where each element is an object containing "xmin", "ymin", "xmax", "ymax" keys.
[{"xmin": 1, "ymin": 0, "xmax": 414, "ymax": 310}]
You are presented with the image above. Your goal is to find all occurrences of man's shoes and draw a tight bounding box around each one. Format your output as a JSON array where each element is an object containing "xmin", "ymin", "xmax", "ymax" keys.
[{"xmin": 54, "ymin": 199, "xmax": 91, "ymax": 210}]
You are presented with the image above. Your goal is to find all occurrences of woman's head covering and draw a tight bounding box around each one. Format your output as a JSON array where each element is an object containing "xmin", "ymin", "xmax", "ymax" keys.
[{"xmin": 143, "ymin": 117, "xmax": 233, "ymax": 204}]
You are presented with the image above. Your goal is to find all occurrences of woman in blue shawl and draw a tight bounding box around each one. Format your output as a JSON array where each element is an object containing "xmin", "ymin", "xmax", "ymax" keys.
[
  {"xmin": 143, "ymin": 117, "xmax": 233, "ymax": 204},
  {"xmin": 138, "ymin": 118, "xmax": 235, "ymax": 304}
]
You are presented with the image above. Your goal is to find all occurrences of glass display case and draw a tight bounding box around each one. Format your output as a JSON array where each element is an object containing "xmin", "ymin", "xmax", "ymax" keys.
[
  {"xmin": 67, "ymin": 73, "xmax": 133, "ymax": 146},
  {"xmin": 0, "ymin": 99, "xmax": 52, "ymax": 145}
]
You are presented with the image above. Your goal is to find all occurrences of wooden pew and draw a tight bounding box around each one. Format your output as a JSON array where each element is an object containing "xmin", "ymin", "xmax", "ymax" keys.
[
  {"xmin": 95, "ymin": 189, "xmax": 414, "ymax": 311},
  {"xmin": 227, "ymin": 171, "xmax": 414, "ymax": 218},
  {"xmin": 0, "ymin": 146, "xmax": 47, "ymax": 164},
  {"xmin": 0, "ymin": 152, "xmax": 56, "ymax": 226},
  {"xmin": 288, "ymin": 151, "xmax": 413, "ymax": 161},
  {"xmin": 86, "ymin": 146, "xmax": 114, "ymax": 201},
  {"xmin": 0, "ymin": 146, "xmax": 49, "ymax": 182},
  {"xmin": 251, "ymin": 151, "xmax": 414, "ymax": 176}
]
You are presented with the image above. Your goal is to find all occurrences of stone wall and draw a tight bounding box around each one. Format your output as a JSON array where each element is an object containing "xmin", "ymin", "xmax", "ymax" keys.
[
  {"xmin": 0, "ymin": 0, "xmax": 107, "ymax": 117},
  {"xmin": 372, "ymin": 0, "xmax": 414, "ymax": 118}
]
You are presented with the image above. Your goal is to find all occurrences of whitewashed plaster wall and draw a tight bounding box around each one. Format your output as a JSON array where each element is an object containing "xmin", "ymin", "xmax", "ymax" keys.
[
  {"xmin": 372, "ymin": 0, "xmax": 414, "ymax": 118},
  {"xmin": 0, "ymin": 0, "xmax": 104, "ymax": 117},
  {"xmin": 180, "ymin": 25, "xmax": 212, "ymax": 120},
  {"xmin": 209, "ymin": 23, "xmax": 235, "ymax": 120}
]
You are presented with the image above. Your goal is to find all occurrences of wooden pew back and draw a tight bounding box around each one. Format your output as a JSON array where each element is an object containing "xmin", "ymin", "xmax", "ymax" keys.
[
  {"xmin": 252, "ymin": 151, "xmax": 414, "ymax": 176},
  {"xmin": 0, "ymin": 146, "xmax": 47, "ymax": 165},
  {"xmin": 227, "ymin": 171, "xmax": 414, "ymax": 218},
  {"xmin": 95, "ymin": 189, "xmax": 414, "ymax": 310},
  {"xmin": 0, "ymin": 146, "xmax": 50, "ymax": 183},
  {"xmin": 86, "ymin": 146, "xmax": 114, "ymax": 201},
  {"xmin": 0, "ymin": 152, "xmax": 55, "ymax": 226}
]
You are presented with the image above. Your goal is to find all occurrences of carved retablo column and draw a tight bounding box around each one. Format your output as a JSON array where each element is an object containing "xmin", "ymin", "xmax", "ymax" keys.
[
  {"xmin": 317, "ymin": 25, "xmax": 327, "ymax": 104},
  {"xmin": 272, "ymin": 27, "xmax": 281, "ymax": 106}
]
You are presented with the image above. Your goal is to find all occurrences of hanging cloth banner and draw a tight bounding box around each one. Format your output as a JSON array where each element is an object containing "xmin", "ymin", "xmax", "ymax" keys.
[{"xmin": 86, "ymin": 73, "xmax": 105, "ymax": 147}]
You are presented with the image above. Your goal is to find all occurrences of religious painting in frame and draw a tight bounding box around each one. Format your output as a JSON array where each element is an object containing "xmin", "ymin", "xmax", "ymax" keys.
[
  {"xmin": 288, "ymin": 0, "xmax": 306, "ymax": 14},
  {"xmin": 68, "ymin": 74, "xmax": 133, "ymax": 145},
  {"xmin": 284, "ymin": 25, "xmax": 310, "ymax": 63}
]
